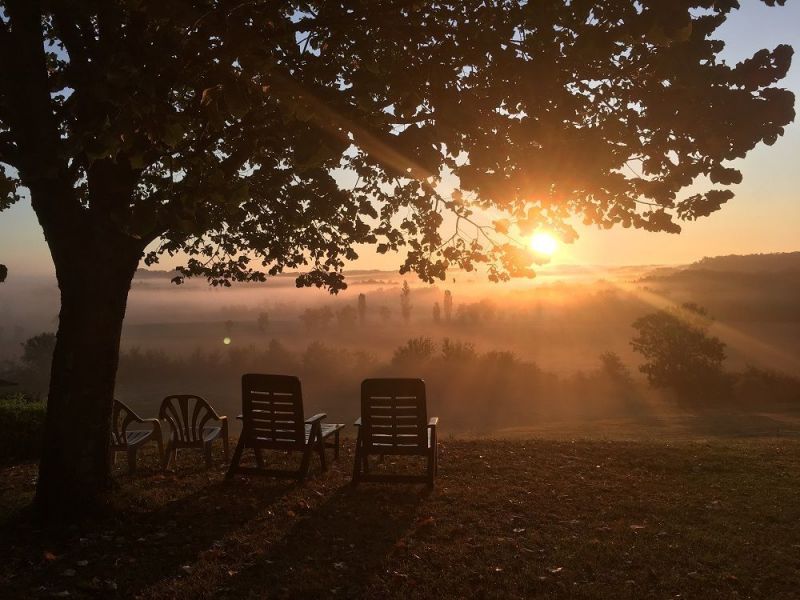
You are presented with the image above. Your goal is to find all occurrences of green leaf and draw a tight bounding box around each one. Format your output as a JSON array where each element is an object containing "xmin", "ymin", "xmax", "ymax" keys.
[
  {"xmin": 161, "ymin": 120, "xmax": 185, "ymax": 148},
  {"xmin": 224, "ymin": 83, "xmax": 251, "ymax": 118}
]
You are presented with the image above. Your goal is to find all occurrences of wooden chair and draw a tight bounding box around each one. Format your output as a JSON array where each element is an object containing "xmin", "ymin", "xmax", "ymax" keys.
[
  {"xmin": 352, "ymin": 378, "xmax": 438, "ymax": 487},
  {"xmin": 226, "ymin": 374, "xmax": 345, "ymax": 481},
  {"xmin": 110, "ymin": 399, "xmax": 164, "ymax": 474},
  {"xmin": 159, "ymin": 394, "xmax": 229, "ymax": 470}
]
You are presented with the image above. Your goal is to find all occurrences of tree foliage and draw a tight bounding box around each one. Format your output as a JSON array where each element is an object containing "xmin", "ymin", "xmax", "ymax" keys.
[
  {"xmin": 631, "ymin": 303, "xmax": 727, "ymax": 397},
  {"xmin": 0, "ymin": 0, "xmax": 794, "ymax": 290},
  {"xmin": 443, "ymin": 290, "xmax": 453, "ymax": 322},
  {"xmin": 357, "ymin": 293, "xmax": 367, "ymax": 324},
  {"xmin": 21, "ymin": 332, "xmax": 57, "ymax": 373},
  {"xmin": 400, "ymin": 280, "xmax": 412, "ymax": 322}
]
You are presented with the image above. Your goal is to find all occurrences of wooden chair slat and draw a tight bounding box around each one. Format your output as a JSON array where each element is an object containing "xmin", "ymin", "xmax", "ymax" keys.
[
  {"xmin": 353, "ymin": 379, "xmax": 438, "ymax": 487},
  {"xmin": 227, "ymin": 374, "xmax": 344, "ymax": 481}
]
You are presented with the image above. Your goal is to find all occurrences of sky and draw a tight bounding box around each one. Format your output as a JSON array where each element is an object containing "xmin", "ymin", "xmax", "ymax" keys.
[{"xmin": 1, "ymin": 1, "xmax": 798, "ymax": 280}]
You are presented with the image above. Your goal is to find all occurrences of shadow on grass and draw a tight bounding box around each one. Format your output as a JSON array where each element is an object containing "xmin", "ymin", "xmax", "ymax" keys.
[
  {"xmin": 0, "ymin": 462, "xmax": 294, "ymax": 598},
  {"xmin": 218, "ymin": 484, "xmax": 427, "ymax": 599},
  {"xmin": 117, "ymin": 478, "xmax": 293, "ymax": 597}
]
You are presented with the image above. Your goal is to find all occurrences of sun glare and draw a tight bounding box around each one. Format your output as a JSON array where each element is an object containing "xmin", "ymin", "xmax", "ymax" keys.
[{"xmin": 529, "ymin": 232, "xmax": 558, "ymax": 257}]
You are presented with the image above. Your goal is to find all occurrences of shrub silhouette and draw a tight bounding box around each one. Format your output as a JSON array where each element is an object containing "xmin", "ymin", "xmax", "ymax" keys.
[
  {"xmin": 392, "ymin": 337, "xmax": 435, "ymax": 366},
  {"xmin": 631, "ymin": 304, "xmax": 728, "ymax": 402}
]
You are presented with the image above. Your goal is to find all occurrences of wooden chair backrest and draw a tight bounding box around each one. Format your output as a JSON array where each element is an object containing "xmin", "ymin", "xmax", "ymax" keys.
[
  {"xmin": 160, "ymin": 395, "xmax": 217, "ymax": 443},
  {"xmin": 110, "ymin": 399, "xmax": 140, "ymax": 446},
  {"xmin": 361, "ymin": 378, "xmax": 427, "ymax": 455},
  {"xmin": 241, "ymin": 374, "xmax": 305, "ymax": 449}
]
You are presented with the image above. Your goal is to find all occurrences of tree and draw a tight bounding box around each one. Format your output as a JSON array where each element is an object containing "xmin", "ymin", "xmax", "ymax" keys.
[
  {"xmin": 631, "ymin": 303, "xmax": 727, "ymax": 400},
  {"xmin": 336, "ymin": 304, "xmax": 357, "ymax": 329},
  {"xmin": 432, "ymin": 302, "xmax": 441, "ymax": 323},
  {"xmin": 599, "ymin": 351, "xmax": 633, "ymax": 386},
  {"xmin": 441, "ymin": 338, "xmax": 477, "ymax": 363},
  {"xmin": 392, "ymin": 337, "xmax": 436, "ymax": 366},
  {"xmin": 443, "ymin": 290, "xmax": 453, "ymax": 323},
  {"xmin": 378, "ymin": 306, "xmax": 392, "ymax": 323},
  {"xmin": 400, "ymin": 280, "xmax": 412, "ymax": 323},
  {"xmin": 0, "ymin": 2, "xmax": 792, "ymax": 514},
  {"xmin": 299, "ymin": 306, "xmax": 334, "ymax": 331},
  {"xmin": 21, "ymin": 332, "xmax": 57, "ymax": 373},
  {"xmin": 357, "ymin": 293, "xmax": 367, "ymax": 325},
  {"xmin": 256, "ymin": 311, "xmax": 269, "ymax": 333}
]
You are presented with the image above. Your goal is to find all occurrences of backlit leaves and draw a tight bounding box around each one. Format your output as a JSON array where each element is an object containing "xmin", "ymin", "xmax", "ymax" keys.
[{"xmin": 0, "ymin": 0, "xmax": 794, "ymax": 291}]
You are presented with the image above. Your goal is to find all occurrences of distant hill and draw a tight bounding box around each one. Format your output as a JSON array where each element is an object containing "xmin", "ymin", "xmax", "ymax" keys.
[
  {"xmin": 639, "ymin": 251, "xmax": 800, "ymax": 323},
  {"xmin": 133, "ymin": 267, "xmax": 399, "ymax": 283},
  {"xmin": 687, "ymin": 252, "xmax": 800, "ymax": 273},
  {"xmin": 134, "ymin": 269, "xmax": 180, "ymax": 280}
]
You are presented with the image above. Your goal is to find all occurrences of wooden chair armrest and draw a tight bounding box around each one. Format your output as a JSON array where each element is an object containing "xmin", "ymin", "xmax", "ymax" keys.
[
  {"xmin": 354, "ymin": 417, "xmax": 362, "ymax": 427},
  {"xmin": 428, "ymin": 417, "xmax": 439, "ymax": 428},
  {"xmin": 147, "ymin": 419, "xmax": 163, "ymax": 439},
  {"xmin": 207, "ymin": 413, "xmax": 227, "ymax": 425},
  {"xmin": 128, "ymin": 408, "xmax": 155, "ymax": 424},
  {"xmin": 305, "ymin": 413, "xmax": 327, "ymax": 425},
  {"xmin": 206, "ymin": 404, "xmax": 226, "ymax": 421}
]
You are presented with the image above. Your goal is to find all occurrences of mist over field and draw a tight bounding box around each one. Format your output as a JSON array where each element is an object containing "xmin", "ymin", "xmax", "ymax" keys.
[{"xmin": 3, "ymin": 252, "xmax": 800, "ymax": 436}]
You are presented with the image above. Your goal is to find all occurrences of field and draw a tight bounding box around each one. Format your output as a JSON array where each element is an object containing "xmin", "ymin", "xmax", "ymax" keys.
[{"xmin": 3, "ymin": 435, "xmax": 800, "ymax": 599}]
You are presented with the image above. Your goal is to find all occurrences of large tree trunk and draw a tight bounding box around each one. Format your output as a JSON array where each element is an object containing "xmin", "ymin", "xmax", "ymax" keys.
[{"xmin": 34, "ymin": 236, "xmax": 142, "ymax": 518}]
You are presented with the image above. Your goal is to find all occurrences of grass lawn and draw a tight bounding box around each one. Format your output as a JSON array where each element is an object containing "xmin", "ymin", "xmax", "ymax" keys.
[{"xmin": 2, "ymin": 437, "xmax": 800, "ymax": 599}]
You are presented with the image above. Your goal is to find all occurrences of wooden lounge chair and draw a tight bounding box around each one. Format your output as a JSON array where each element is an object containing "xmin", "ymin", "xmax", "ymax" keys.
[
  {"xmin": 110, "ymin": 399, "xmax": 164, "ymax": 474},
  {"xmin": 352, "ymin": 378, "xmax": 438, "ymax": 487},
  {"xmin": 226, "ymin": 374, "xmax": 345, "ymax": 481},
  {"xmin": 160, "ymin": 394, "xmax": 229, "ymax": 470}
]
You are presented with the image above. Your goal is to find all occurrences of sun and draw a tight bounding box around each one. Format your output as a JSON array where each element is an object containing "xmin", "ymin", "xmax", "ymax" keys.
[{"xmin": 529, "ymin": 232, "xmax": 558, "ymax": 257}]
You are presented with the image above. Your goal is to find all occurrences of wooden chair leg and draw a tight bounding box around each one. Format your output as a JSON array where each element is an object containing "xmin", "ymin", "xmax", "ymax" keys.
[
  {"xmin": 352, "ymin": 431, "xmax": 362, "ymax": 485},
  {"xmin": 204, "ymin": 442, "xmax": 213, "ymax": 468},
  {"xmin": 432, "ymin": 430, "xmax": 438, "ymax": 475},
  {"xmin": 316, "ymin": 429, "xmax": 327, "ymax": 472},
  {"xmin": 225, "ymin": 436, "xmax": 246, "ymax": 480},
  {"xmin": 298, "ymin": 444, "xmax": 313, "ymax": 482},
  {"xmin": 334, "ymin": 430, "xmax": 340, "ymax": 459},
  {"xmin": 254, "ymin": 448, "xmax": 265, "ymax": 469},
  {"xmin": 162, "ymin": 439, "xmax": 173, "ymax": 470},
  {"xmin": 427, "ymin": 448, "xmax": 435, "ymax": 488},
  {"xmin": 127, "ymin": 447, "xmax": 137, "ymax": 475},
  {"xmin": 155, "ymin": 436, "xmax": 164, "ymax": 470},
  {"xmin": 222, "ymin": 420, "xmax": 229, "ymax": 461}
]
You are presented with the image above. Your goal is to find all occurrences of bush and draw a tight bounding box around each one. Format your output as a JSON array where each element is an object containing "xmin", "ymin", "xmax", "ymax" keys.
[
  {"xmin": 0, "ymin": 393, "xmax": 46, "ymax": 462},
  {"xmin": 631, "ymin": 303, "xmax": 728, "ymax": 403},
  {"xmin": 392, "ymin": 337, "xmax": 436, "ymax": 366}
]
